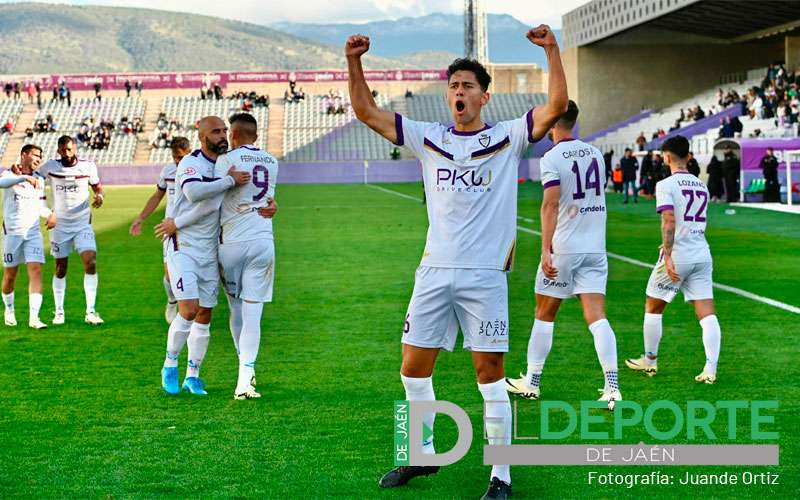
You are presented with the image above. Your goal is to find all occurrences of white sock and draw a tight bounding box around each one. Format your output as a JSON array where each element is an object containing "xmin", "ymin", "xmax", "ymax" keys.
[
  {"xmin": 186, "ymin": 321, "xmax": 211, "ymax": 378},
  {"xmin": 29, "ymin": 293, "xmax": 42, "ymax": 322},
  {"xmin": 52, "ymin": 276, "xmax": 66, "ymax": 313},
  {"xmin": 401, "ymin": 374, "xmax": 436, "ymax": 454},
  {"xmin": 700, "ymin": 315, "xmax": 721, "ymax": 375},
  {"xmin": 478, "ymin": 379, "xmax": 512, "ymax": 484},
  {"xmin": 227, "ymin": 295, "xmax": 243, "ymax": 354},
  {"xmin": 2, "ymin": 291, "xmax": 14, "ymax": 311},
  {"xmin": 643, "ymin": 313, "xmax": 662, "ymax": 361},
  {"xmin": 163, "ymin": 275, "xmax": 175, "ymax": 303},
  {"xmin": 164, "ymin": 313, "xmax": 192, "ymax": 368},
  {"xmin": 589, "ymin": 318, "xmax": 619, "ymax": 392},
  {"xmin": 237, "ymin": 301, "xmax": 263, "ymax": 391},
  {"xmin": 83, "ymin": 273, "xmax": 98, "ymax": 313},
  {"xmin": 525, "ymin": 320, "xmax": 553, "ymax": 388}
]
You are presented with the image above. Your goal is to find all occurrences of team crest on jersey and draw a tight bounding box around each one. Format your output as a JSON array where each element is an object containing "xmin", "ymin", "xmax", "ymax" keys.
[
  {"xmin": 184, "ymin": 167, "xmax": 196, "ymax": 176},
  {"xmin": 478, "ymin": 133, "xmax": 491, "ymax": 148}
]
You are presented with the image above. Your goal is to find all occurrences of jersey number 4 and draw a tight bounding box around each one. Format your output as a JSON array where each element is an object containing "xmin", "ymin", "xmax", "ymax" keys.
[
  {"xmin": 252, "ymin": 165, "xmax": 269, "ymax": 201},
  {"xmin": 571, "ymin": 159, "xmax": 601, "ymax": 200}
]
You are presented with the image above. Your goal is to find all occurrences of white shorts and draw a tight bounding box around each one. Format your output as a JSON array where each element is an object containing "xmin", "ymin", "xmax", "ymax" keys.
[
  {"xmin": 534, "ymin": 253, "xmax": 608, "ymax": 299},
  {"xmin": 218, "ymin": 239, "xmax": 275, "ymax": 303},
  {"xmin": 3, "ymin": 232, "xmax": 45, "ymax": 267},
  {"xmin": 646, "ymin": 258, "xmax": 714, "ymax": 303},
  {"xmin": 402, "ymin": 266, "xmax": 509, "ymax": 353},
  {"xmin": 50, "ymin": 225, "xmax": 97, "ymax": 258},
  {"xmin": 165, "ymin": 237, "xmax": 220, "ymax": 308}
]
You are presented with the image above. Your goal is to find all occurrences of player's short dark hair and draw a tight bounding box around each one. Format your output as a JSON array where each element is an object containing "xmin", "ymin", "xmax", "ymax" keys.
[
  {"xmin": 57, "ymin": 135, "xmax": 74, "ymax": 147},
  {"xmin": 170, "ymin": 136, "xmax": 191, "ymax": 152},
  {"xmin": 447, "ymin": 58, "xmax": 491, "ymax": 91},
  {"xmin": 229, "ymin": 112, "xmax": 258, "ymax": 128},
  {"xmin": 20, "ymin": 143, "xmax": 42, "ymax": 155},
  {"xmin": 661, "ymin": 135, "xmax": 690, "ymax": 159},
  {"xmin": 556, "ymin": 100, "xmax": 579, "ymax": 129}
]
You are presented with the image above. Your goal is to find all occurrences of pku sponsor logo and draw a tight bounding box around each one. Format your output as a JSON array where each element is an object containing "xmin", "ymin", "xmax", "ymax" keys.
[
  {"xmin": 436, "ymin": 168, "xmax": 493, "ymax": 192},
  {"xmin": 56, "ymin": 184, "xmax": 79, "ymax": 192}
]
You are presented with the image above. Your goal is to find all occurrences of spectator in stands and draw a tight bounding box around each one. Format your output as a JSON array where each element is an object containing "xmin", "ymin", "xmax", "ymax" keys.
[
  {"xmin": 620, "ymin": 148, "xmax": 639, "ymax": 204},
  {"xmin": 750, "ymin": 92, "xmax": 764, "ymax": 119},
  {"xmin": 694, "ymin": 105, "xmax": 705, "ymax": 120},
  {"xmin": 635, "ymin": 132, "xmax": 646, "ymax": 151},
  {"xmin": 1, "ymin": 120, "xmax": 12, "ymax": 134},
  {"xmin": 687, "ymin": 152, "xmax": 700, "ymax": 177},
  {"xmin": 52, "ymin": 84, "xmax": 59, "ymax": 102},
  {"xmin": 653, "ymin": 153, "xmax": 669, "ymax": 184},
  {"xmin": 639, "ymin": 151, "xmax": 653, "ymax": 196},
  {"xmin": 34, "ymin": 81, "xmax": 41, "ymax": 109},
  {"xmin": 731, "ymin": 115, "xmax": 743, "ymax": 135},
  {"xmin": 13, "ymin": 81, "xmax": 21, "ymax": 99},
  {"xmin": 94, "ymin": 80, "xmax": 102, "ymax": 102},
  {"xmin": 612, "ymin": 163, "xmax": 623, "ymax": 193},
  {"xmin": 26, "ymin": 82, "xmax": 34, "ymax": 104},
  {"xmin": 125, "ymin": 80, "xmax": 132, "ymax": 97},
  {"xmin": 603, "ymin": 149, "xmax": 614, "ymax": 187},
  {"xmin": 760, "ymin": 147, "xmax": 780, "ymax": 202},
  {"xmin": 706, "ymin": 155, "xmax": 724, "ymax": 202},
  {"xmin": 3, "ymin": 82, "xmax": 11, "ymax": 98},
  {"xmin": 669, "ymin": 119, "xmax": 680, "ymax": 132},
  {"xmin": 201, "ymin": 83, "xmax": 208, "ymax": 100},
  {"xmin": 722, "ymin": 148, "xmax": 740, "ymax": 203},
  {"xmin": 66, "ymin": 87, "xmax": 72, "ymax": 107},
  {"xmin": 405, "ymin": 89, "xmax": 414, "ymax": 98},
  {"xmin": 213, "ymin": 84, "xmax": 223, "ymax": 100},
  {"xmin": 24, "ymin": 127, "xmax": 33, "ymax": 139},
  {"xmin": 136, "ymin": 80, "xmax": 143, "ymax": 96},
  {"xmin": 719, "ymin": 116, "xmax": 734, "ymax": 138}
]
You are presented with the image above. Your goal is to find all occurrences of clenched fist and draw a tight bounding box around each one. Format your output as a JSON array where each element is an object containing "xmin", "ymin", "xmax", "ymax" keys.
[
  {"xmin": 345, "ymin": 35, "xmax": 370, "ymax": 58},
  {"xmin": 526, "ymin": 24, "xmax": 558, "ymax": 48}
]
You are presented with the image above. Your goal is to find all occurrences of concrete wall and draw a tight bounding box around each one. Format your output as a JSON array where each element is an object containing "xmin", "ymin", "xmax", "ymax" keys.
[
  {"xmin": 488, "ymin": 64, "xmax": 545, "ymax": 93},
  {"xmin": 567, "ymin": 39, "xmax": 783, "ymax": 135},
  {"xmin": 787, "ymin": 36, "xmax": 800, "ymax": 73}
]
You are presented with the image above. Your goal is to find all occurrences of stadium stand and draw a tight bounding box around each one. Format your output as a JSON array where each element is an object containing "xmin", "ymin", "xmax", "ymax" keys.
[
  {"xmin": 149, "ymin": 97, "xmax": 269, "ymax": 163},
  {"xmin": 25, "ymin": 97, "xmax": 145, "ymax": 164},
  {"xmin": 0, "ymin": 100, "xmax": 24, "ymax": 159}
]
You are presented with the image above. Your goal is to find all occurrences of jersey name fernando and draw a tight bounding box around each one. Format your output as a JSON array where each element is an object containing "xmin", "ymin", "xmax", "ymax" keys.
[{"xmin": 214, "ymin": 145, "xmax": 278, "ymax": 244}]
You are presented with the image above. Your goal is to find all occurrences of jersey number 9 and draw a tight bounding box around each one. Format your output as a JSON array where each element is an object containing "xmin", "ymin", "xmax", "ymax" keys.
[{"xmin": 252, "ymin": 165, "xmax": 269, "ymax": 202}]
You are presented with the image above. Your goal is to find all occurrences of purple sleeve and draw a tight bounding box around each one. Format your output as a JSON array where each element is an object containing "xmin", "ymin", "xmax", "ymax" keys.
[
  {"xmin": 394, "ymin": 113, "xmax": 404, "ymax": 146},
  {"xmin": 656, "ymin": 204, "xmax": 674, "ymax": 213}
]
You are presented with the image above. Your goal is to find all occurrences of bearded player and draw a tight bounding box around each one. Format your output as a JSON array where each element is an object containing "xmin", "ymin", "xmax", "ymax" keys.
[
  {"xmin": 38, "ymin": 136, "xmax": 104, "ymax": 325},
  {"xmin": 346, "ymin": 25, "xmax": 567, "ymax": 499}
]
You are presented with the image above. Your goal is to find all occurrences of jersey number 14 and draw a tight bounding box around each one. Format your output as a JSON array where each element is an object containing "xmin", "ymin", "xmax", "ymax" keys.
[{"xmin": 571, "ymin": 159, "xmax": 601, "ymax": 200}]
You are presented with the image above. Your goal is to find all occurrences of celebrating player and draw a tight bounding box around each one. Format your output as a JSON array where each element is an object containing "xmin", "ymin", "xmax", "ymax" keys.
[
  {"xmin": 505, "ymin": 101, "xmax": 623, "ymax": 410},
  {"xmin": 346, "ymin": 25, "xmax": 567, "ymax": 499},
  {"xmin": 130, "ymin": 137, "xmax": 192, "ymax": 323},
  {"xmin": 214, "ymin": 113, "xmax": 278, "ymax": 400},
  {"xmin": 625, "ymin": 135, "xmax": 722, "ymax": 384},
  {"xmin": 1, "ymin": 144, "xmax": 57, "ymax": 329},
  {"xmin": 39, "ymin": 136, "xmax": 104, "ymax": 325},
  {"xmin": 154, "ymin": 116, "xmax": 249, "ymax": 396}
]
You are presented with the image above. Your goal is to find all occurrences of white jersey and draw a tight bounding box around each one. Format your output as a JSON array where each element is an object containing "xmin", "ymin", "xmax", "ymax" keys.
[
  {"xmin": 397, "ymin": 111, "xmax": 536, "ymax": 270},
  {"xmin": 39, "ymin": 158, "xmax": 100, "ymax": 232},
  {"xmin": 655, "ymin": 171, "xmax": 712, "ymax": 263},
  {"xmin": 539, "ymin": 138, "xmax": 606, "ymax": 254},
  {"xmin": 156, "ymin": 163, "xmax": 177, "ymax": 218},
  {"xmin": 171, "ymin": 149, "xmax": 221, "ymax": 258},
  {"xmin": 214, "ymin": 145, "xmax": 278, "ymax": 244},
  {"xmin": 1, "ymin": 170, "xmax": 49, "ymax": 237}
]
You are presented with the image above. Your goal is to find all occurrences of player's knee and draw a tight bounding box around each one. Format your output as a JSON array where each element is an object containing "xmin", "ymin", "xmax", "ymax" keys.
[
  {"xmin": 645, "ymin": 297, "xmax": 666, "ymax": 315},
  {"xmin": 535, "ymin": 303, "xmax": 558, "ymax": 322},
  {"xmin": 194, "ymin": 307, "xmax": 213, "ymax": 324},
  {"xmin": 474, "ymin": 354, "xmax": 504, "ymax": 384},
  {"xmin": 55, "ymin": 260, "xmax": 68, "ymax": 278},
  {"xmin": 83, "ymin": 256, "xmax": 97, "ymax": 274}
]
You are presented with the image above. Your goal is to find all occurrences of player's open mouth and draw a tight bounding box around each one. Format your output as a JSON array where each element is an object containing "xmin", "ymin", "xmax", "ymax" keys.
[{"xmin": 455, "ymin": 100, "xmax": 465, "ymax": 113}]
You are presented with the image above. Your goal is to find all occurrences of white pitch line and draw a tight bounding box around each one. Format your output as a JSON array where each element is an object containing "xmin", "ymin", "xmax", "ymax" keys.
[{"xmin": 369, "ymin": 183, "xmax": 800, "ymax": 315}]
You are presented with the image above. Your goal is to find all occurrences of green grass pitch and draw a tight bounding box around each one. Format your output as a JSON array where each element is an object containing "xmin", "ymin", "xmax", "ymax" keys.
[{"xmin": 0, "ymin": 182, "xmax": 797, "ymax": 498}]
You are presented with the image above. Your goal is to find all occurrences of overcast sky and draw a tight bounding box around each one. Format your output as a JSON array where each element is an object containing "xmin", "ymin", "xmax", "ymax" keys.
[{"xmin": 1, "ymin": 0, "xmax": 589, "ymax": 26}]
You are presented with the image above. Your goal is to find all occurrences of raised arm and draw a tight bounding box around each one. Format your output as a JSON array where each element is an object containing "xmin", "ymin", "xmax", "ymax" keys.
[
  {"xmin": 183, "ymin": 167, "xmax": 250, "ymax": 203},
  {"xmin": 345, "ymin": 35, "xmax": 398, "ymax": 144},
  {"xmin": 539, "ymin": 184, "xmax": 560, "ymax": 279},
  {"xmin": 528, "ymin": 25, "xmax": 568, "ymax": 141}
]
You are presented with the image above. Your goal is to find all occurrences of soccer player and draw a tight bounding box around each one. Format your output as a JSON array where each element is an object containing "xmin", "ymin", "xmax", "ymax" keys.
[
  {"xmin": 154, "ymin": 116, "xmax": 250, "ymax": 396},
  {"xmin": 38, "ymin": 136, "xmax": 104, "ymax": 325},
  {"xmin": 129, "ymin": 137, "xmax": 192, "ymax": 323},
  {"xmin": 213, "ymin": 113, "xmax": 278, "ymax": 400},
  {"xmin": 1, "ymin": 144, "xmax": 57, "ymax": 329},
  {"xmin": 505, "ymin": 101, "xmax": 623, "ymax": 410},
  {"xmin": 625, "ymin": 135, "xmax": 721, "ymax": 384},
  {"xmin": 346, "ymin": 25, "xmax": 567, "ymax": 499}
]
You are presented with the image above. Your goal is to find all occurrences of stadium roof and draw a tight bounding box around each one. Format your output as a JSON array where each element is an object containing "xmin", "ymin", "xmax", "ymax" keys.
[{"xmin": 563, "ymin": 0, "xmax": 800, "ymax": 49}]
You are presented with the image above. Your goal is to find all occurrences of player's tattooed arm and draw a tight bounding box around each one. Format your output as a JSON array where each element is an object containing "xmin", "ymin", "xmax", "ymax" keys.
[
  {"xmin": 528, "ymin": 25, "xmax": 568, "ymax": 141},
  {"xmin": 660, "ymin": 210, "xmax": 680, "ymax": 282},
  {"xmin": 345, "ymin": 35, "xmax": 398, "ymax": 144}
]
